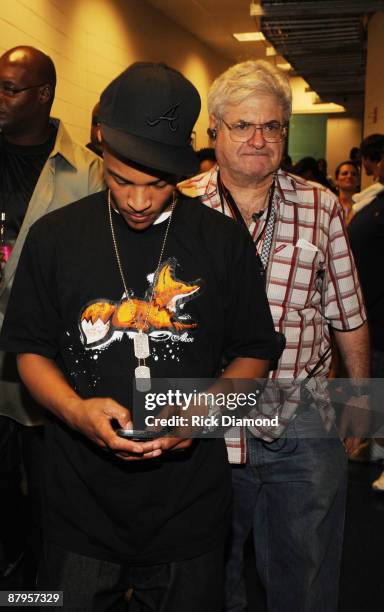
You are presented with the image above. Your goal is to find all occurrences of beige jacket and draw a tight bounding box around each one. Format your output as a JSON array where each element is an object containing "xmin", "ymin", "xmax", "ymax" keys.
[{"xmin": 0, "ymin": 118, "xmax": 104, "ymax": 424}]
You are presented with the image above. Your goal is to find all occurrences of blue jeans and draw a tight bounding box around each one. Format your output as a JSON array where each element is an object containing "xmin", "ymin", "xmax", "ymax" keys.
[{"xmin": 225, "ymin": 407, "xmax": 348, "ymax": 612}]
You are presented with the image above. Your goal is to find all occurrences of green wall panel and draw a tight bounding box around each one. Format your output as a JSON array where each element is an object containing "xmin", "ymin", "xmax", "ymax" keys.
[{"xmin": 288, "ymin": 114, "xmax": 327, "ymax": 163}]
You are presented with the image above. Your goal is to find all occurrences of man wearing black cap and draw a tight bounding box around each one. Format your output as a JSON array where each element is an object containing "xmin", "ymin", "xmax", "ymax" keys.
[{"xmin": 0, "ymin": 62, "xmax": 280, "ymax": 610}]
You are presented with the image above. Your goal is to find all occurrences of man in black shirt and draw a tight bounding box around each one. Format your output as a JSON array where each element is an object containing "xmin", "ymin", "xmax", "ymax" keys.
[
  {"xmin": 0, "ymin": 46, "xmax": 103, "ymax": 582},
  {"xmin": 348, "ymin": 152, "xmax": 384, "ymax": 488},
  {"xmin": 1, "ymin": 62, "xmax": 281, "ymax": 610}
]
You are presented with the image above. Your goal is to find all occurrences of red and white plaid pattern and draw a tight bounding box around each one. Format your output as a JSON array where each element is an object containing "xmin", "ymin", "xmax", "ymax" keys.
[{"xmin": 179, "ymin": 167, "xmax": 366, "ymax": 462}]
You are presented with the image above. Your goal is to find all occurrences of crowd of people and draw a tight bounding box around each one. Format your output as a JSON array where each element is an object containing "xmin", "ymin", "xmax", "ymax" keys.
[
  {"xmin": 0, "ymin": 44, "xmax": 383, "ymax": 612},
  {"xmin": 282, "ymin": 139, "xmax": 384, "ymax": 493}
]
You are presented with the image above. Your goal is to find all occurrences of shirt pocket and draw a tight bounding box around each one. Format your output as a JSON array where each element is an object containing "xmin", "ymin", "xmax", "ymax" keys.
[{"xmin": 269, "ymin": 243, "xmax": 321, "ymax": 309}]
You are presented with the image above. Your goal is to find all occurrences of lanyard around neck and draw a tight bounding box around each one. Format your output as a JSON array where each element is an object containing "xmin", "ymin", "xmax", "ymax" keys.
[
  {"xmin": 217, "ymin": 173, "xmax": 248, "ymax": 230},
  {"xmin": 218, "ymin": 173, "xmax": 276, "ymax": 269}
]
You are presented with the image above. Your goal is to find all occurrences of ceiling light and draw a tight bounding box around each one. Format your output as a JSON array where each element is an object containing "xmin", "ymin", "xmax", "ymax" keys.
[
  {"xmin": 277, "ymin": 62, "xmax": 292, "ymax": 71},
  {"xmin": 250, "ymin": 2, "xmax": 264, "ymax": 16},
  {"xmin": 233, "ymin": 32, "xmax": 265, "ymax": 42}
]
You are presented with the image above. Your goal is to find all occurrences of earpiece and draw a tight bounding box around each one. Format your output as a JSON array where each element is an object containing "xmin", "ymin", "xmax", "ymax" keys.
[{"xmin": 207, "ymin": 127, "xmax": 217, "ymax": 140}]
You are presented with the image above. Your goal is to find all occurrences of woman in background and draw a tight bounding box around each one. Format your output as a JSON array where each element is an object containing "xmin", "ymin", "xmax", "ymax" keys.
[{"xmin": 335, "ymin": 160, "xmax": 360, "ymax": 224}]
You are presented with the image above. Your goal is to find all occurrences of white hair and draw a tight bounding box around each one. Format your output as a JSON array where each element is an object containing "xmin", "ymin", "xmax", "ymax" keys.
[{"xmin": 208, "ymin": 60, "xmax": 292, "ymax": 122}]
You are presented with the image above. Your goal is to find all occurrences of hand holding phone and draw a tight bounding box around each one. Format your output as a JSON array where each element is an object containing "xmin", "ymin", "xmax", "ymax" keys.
[{"xmin": 116, "ymin": 429, "xmax": 156, "ymax": 441}]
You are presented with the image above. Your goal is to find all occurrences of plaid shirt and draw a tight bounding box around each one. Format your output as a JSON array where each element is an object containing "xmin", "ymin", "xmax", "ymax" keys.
[{"xmin": 179, "ymin": 167, "xmax": 366, "ymax": 462}]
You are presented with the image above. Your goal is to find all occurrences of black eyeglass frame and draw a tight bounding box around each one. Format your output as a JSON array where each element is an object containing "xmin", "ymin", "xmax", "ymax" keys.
[{"xmin": 0, "ymin": 82, "xmax": 48, "ymax": 97}]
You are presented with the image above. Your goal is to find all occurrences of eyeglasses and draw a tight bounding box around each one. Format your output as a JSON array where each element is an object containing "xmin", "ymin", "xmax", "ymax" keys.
[
  {"xmin": 221, "ymin": 118, "xmax": 288, "ymax": 143},
  {"xmin": 0, "ymin": 83, "xmax": 47, "ymax": 98}
]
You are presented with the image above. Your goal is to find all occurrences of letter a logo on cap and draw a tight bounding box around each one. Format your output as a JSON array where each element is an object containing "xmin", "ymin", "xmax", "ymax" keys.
[{"xmin": 146, "ymin": 103, "xmax": 180, "ymax": 132}]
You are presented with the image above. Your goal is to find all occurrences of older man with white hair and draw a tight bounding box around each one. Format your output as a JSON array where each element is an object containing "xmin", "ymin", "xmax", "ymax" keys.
[{"xmin": 180, "ymin": 60, "xmax": 370, "ymax": 612}]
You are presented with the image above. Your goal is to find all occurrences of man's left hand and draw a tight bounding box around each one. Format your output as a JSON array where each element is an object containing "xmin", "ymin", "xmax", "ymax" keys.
[{"xmin": 339, "ymin": 394, "xmax": 370, "ymax": 454}]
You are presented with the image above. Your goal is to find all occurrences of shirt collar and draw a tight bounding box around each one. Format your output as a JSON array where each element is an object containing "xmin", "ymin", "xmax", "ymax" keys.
[
  {"xmin": 48, "ymin": 118, "xmax": 78, "ymax": 169},
  {"xmin": 178, "ymin": 165, "xmax": 301, "ymax": 208},
  {"xmin": 275, "ymin": 169, "xmax": 301, "ymax": 207},
  {"xmin": 177, "ymin": 165, "xmax": 219, "ymax": 200},
  {"xmin": 204, "ymin": 165, "xmax": 220, "ymax": 198},
  {"xmin": 210, "ymin": 166, "xmax": 300, "ymax": 207}
]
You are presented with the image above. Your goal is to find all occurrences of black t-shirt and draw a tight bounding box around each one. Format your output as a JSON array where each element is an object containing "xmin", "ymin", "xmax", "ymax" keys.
[
  {"xmin": 0, "ymin": 126, "xmax": 57, "ymax": 241},
  {"xmin": 0, "ymin": 191, "xmax": 278, "ymax": 564},
  {"xmin": 348, "ymin": 194, "xmax": 384, "ymax": 350}
]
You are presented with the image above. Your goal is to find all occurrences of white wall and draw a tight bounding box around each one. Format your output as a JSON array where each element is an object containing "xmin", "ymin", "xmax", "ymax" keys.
[
  {"xmin": 0, "ymin": 0, "xmax": 230, "ymax": 148},
  {"xmin": 364, "ymin": 12, "xmax": 384, "ymax": 135},
  {"xmin": 363, "ymin": 11, "xmax": 384, "ymax": 188},
  {"xmin": 326, "ymin": 116, "xmax": 362, "ymax": 179},
  {"xmin": 289, "ymin": 76, "xmax": 362, "ymax": 177}
]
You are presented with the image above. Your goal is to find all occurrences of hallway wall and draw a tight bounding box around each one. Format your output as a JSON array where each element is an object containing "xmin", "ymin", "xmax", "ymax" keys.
[
  {"xmin": 326, "ymin": 116, "xmax": 362, "ymax": 180},
  {"xmin": 0, "ymin": 0, "xmax": 230, "ymax": 148},
  {"xmin": 363, "ymin": 11, "xmax": 384, "ymax": 188}
]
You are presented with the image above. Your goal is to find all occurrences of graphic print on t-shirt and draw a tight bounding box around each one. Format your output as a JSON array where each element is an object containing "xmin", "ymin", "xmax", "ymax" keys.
[{"xmin": 79, "ymin": 258, "xmax": 202, "ymax": 355}]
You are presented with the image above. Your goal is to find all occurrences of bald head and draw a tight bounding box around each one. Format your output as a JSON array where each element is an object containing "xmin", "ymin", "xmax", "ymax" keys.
[
  {"xmin": 0, "ymin": 46, "xmax": 56, "ymax": 99},
  {"xmin": 0, "ymin": 46, "xmax": 57, "ymax": 142}
]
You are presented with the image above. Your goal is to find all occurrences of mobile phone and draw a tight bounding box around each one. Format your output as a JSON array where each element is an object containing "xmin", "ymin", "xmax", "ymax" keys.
[{"xmin": 116, "ymin": 429, "xmax": 155, "ymax": 441}]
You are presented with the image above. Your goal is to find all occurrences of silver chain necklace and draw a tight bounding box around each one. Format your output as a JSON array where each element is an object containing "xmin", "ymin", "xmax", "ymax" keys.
[{"xmin": 107, "ymin": 188, "xmax": 176, "ymax": 391}]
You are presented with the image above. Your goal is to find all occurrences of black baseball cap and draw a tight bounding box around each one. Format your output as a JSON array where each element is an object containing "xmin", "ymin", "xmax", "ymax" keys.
[{"xmin": 99, "ymin": 62, "xmax": 201, "ymax": 177}]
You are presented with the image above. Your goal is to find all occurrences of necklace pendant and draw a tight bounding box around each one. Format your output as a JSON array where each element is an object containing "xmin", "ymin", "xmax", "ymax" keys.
[
  {"xmin": 135, "ymin": 365, "xmax": 151, "ymax": 392},
  {"xmin": 134, "ymin": 331, "xmax": 150, "ymax": 359}
]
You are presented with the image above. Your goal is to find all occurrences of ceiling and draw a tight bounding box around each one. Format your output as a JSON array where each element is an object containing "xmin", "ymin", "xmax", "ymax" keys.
[
  {"xmin": 260, "ymin": 0, "xmax": 384, "ymax": 114},
  {"xmin": 146, "ymin": 0, "xmax": 384, "ymax": 115},
  {"xmin": 145, "ymin": 0, "xmax": 267, "ymax": 62}
]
